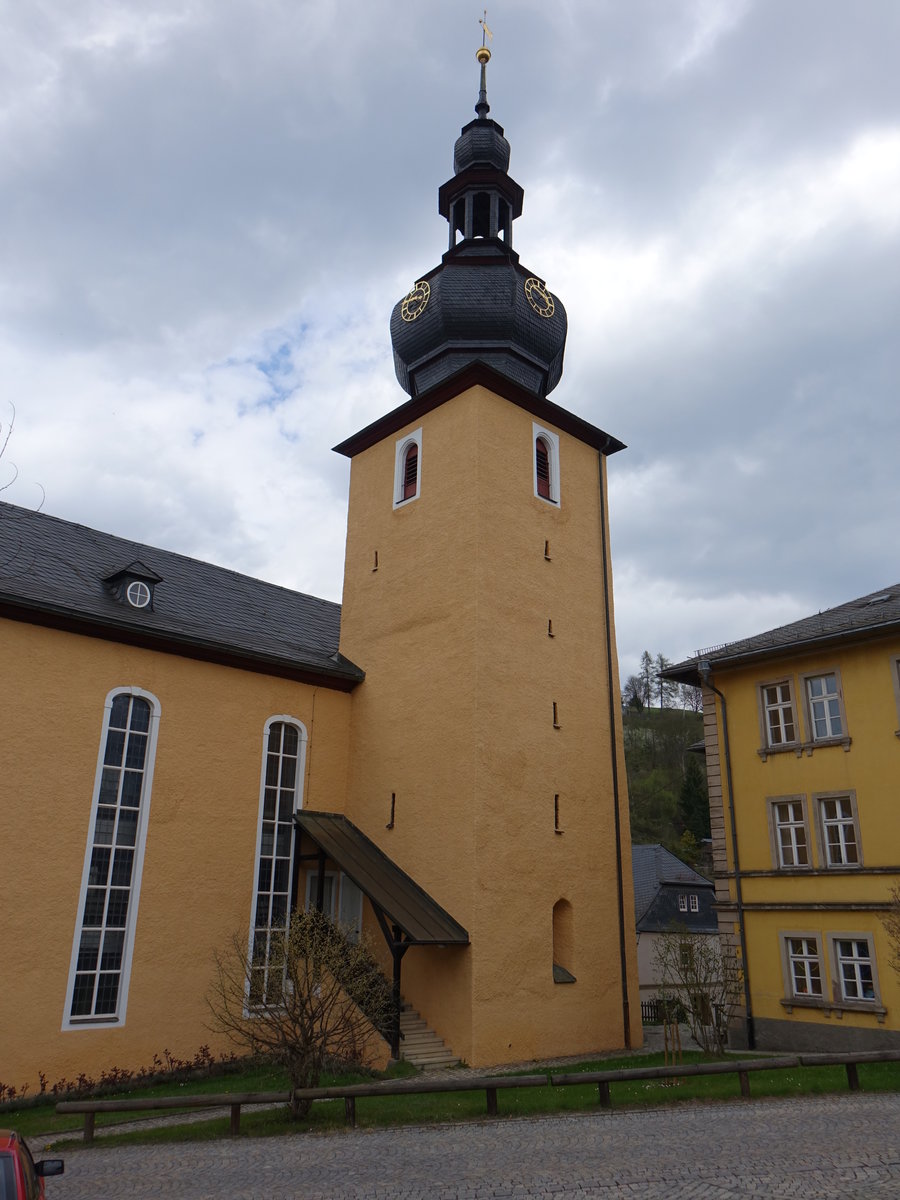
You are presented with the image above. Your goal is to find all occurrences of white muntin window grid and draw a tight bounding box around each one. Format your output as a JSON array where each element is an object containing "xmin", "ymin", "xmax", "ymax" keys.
[
  {"xmin": 763, "ymin": 680, "xmax": 796, "ymax": 747},
  {"xmin": 818, "ymin": 794, "xmax": 859, "ymax": 866},
  {"xmin": 833, "ymin": 937, "xmax": 875, "ymax": 1002},
  {"xmin": 63, "ymin": 687, "xmax": 161, "ymax": 1029},
  {"xmin": 806, "ymin": 673, "xmax": 843, "ymax": 740},
  {"xmin": 248, "ymin": 717, "xmax": 308, "ymax": 1008},
  {"xmin": 785, "ymin": 935, "xmax": 823, "ymax": 997},
  {"xmin": 772, "ymin": 799, "xmax": 809, "ymax": 867}
]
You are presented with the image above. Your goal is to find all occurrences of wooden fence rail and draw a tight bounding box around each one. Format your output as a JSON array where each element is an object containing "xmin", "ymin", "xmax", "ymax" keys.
[{"xmin": 56, "ymin": 1050, "xmax": 900, "ymax": 1142}]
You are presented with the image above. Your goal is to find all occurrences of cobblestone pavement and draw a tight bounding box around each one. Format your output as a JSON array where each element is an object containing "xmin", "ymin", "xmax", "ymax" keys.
[{"xmin": 42, "ymin": 1092, "xmax": 900, "ymax": 1199}]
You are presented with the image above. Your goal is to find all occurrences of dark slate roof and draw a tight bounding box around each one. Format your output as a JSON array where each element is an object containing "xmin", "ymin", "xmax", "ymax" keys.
[
  {"xmin": 0, "ymin": 501, "xmax": 364, "ymax": 689},
  {"xmin": 631, "ymin": 844, "xmax": 716, "ymax": 933},
  {"xmin": 295, "ymin": 811, "xmax": 469, "ymax": 945},
  {"xmin": 664, "ymin": 583, "xmax": 900, "ymax": 686}
]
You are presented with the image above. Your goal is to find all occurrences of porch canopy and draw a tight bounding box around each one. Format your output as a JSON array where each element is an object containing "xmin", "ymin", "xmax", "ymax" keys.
[{"xmin": 292, "ymin": 809, "xmax": 469, "ymax": 1057}]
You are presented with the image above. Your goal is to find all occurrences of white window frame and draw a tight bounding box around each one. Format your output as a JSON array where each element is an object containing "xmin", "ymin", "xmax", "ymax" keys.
[
  {"xmin": 827, "ymin": 932, "xmax": 881, "ymax": 1006},
  {"xmin": 62, "ymin": 687, "xmax": 161, "ymax": 1030},
  {"xmin": 393, "ymin": 427, "xmax": 422, "ymax": 508},
  {"xmin": 767, "ymin": 795, "xmax": 811, "ymax": 869},
  {"xmin": 815, "ymin": 790, "xmax": 862, "ymax": 868},
  {"xmin": 689, "ymin": 894, "xmax": 699, "ymax": 913},
  {"xmin": 247, "ymin": 716, "xmax": 308, "ymax": 1010},
  {"xmin": 532, "ymin": 422, "xmax": 561, "ymax": 506},
  {"xmin": 758, "ymin": 678, "xmax": 798, "ymax": 753},
  {"xmin": 678, "ymin": 894, "xmax": 688, "ymax": 913},
  {"xmin": 801, "ymin": 668, "xmax": 848, "ymax": 745},
  {"xmin": 781, "ymin": 932, "xmax": 824, "ymax": 1000},
  {"xmin": 305, "ymin": 870, "xmax": 364, "ymax": 942}
]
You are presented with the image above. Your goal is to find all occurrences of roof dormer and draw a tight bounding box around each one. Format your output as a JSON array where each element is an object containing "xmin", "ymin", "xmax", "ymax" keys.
[{"xmin": 103, "ymin": 560, "xmax": 163, "ymax": 611}]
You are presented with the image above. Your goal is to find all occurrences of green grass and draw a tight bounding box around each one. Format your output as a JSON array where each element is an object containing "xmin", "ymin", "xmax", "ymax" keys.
[
  {"xmin": 6, "ymin": 1059, "xmax": 417, "ymax": 1141},
  {"xmin": 17, "ymin": 1053, "xmax": 899, "ymax": 1150}
]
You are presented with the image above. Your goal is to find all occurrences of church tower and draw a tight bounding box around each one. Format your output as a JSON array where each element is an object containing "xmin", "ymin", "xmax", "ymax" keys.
[{"xmin": 335, "ymin": 45, "xmax": 640, "ymax": 1064}]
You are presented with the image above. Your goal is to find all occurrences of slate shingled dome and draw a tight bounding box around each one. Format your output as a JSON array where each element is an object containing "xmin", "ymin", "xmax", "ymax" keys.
[{"xmin": 390, "ymin": 54, "xmax": 567, "ymax": 402}]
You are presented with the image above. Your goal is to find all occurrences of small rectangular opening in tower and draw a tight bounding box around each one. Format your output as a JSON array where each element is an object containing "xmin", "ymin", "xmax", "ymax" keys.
[{"xmin": 552, "ymin": 701, "xmax": 560, "ymax": 728}]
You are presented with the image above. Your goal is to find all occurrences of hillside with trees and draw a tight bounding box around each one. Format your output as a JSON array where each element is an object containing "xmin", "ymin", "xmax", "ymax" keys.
[{"xmin": 622, "ymin": 651, "xmax": 710, "ymax": 869}]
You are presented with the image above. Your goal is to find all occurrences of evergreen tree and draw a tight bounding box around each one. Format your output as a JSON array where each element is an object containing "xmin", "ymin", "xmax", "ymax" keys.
[{"xmin": 678, "ymin": 753, "xmax": 710, "ymax": 842}]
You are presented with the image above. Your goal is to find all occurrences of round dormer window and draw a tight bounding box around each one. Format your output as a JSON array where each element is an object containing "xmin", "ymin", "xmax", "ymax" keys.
[{"xmin": 126, "ymin": 580, "xmax": 151, "ymax": 609}]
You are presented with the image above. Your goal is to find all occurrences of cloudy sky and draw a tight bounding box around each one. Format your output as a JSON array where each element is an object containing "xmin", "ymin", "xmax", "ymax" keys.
[{"xmin": 2, "ymin": 0, "xmax": 898, "ymax": 682}]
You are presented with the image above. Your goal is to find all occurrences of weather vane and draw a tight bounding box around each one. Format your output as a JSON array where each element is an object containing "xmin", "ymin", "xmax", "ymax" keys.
[{"xmin": 479, "ymin": 10, "xmax": 493, "ymax": 48}]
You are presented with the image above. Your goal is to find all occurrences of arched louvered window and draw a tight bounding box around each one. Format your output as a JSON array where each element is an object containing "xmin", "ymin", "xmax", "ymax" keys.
[
  {"xmin": 532, "ymin": 423, "xmax": 560, "ymax": 505},
  {"xmin": 403, "ymin": 443, "xmax": 419, "ymax": 500},
  {"xmin": 249, "ymin": 717, "xmax": 307, "ymax": 1006},
  {"xmin": 535, "ymin": 437, "xmax": 551, "ymax": 499},
  {"xmin": 64, "ymin": 688, "xmax": 160, "ymax": 1026},
  {"xmin": 393, "ymin": 429, "xmax": 422, "ymax": 508}
]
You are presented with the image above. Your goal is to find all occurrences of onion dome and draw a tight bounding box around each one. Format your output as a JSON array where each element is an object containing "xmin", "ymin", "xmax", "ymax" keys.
[{"xmin": 390, "ymin": 46, "xmax": 567, "ymax": 402}]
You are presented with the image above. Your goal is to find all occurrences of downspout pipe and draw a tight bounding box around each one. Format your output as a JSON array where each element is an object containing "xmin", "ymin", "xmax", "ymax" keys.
[
  {"xmin": 599, "ymin": 448, "xmax": 632, "ymax": 1048},
  {"xmin": 699, "ymin": 660, "xmax": 755, "ymax": 1050}
]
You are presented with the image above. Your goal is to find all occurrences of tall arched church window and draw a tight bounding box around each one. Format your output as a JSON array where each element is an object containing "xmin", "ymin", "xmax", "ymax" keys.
[
  {"xmin": 393, "ymin": 428, "xmax": 423, "ymax": 508},
  {"xmin": 64, "ymin": 688, "xmax": 161, "ymax": 1027},
  {"xmin": 532, "ymin": 423, "xmax": 561, "ymax": 505},
  {"xmin": 250, "ymin": 717, "xmax": 308, "ymax": 1006}
]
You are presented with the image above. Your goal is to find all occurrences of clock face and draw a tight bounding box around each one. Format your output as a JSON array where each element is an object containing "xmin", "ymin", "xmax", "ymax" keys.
[
  {"xmin": 401, "ymin": 280, "xmax": 431, "ymax": 322},
  {"xmin": 524, "ymin": 276, "xmax": 555, "ymax": 319}
]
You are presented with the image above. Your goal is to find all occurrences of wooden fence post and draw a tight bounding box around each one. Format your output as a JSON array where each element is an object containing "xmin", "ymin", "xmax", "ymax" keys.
[
  {"xmin": 83, "ymin": 1112, "xmax": 95, "ymax": 1145},
  {"xmin": 597, "ymin": 1081, "xmax": 612, "ymax": 1109},
  {"xmin": 738, "ymin": 1071, "xmax": 750, "ymax": 1099},
  {"xmin": 845, "ymin": 1063, "xmax": 860, "ymax": 1092},
  {"xmin": 345, "ymin": 1096, "xmax": 357, "ymax": 1126},
  {"xmin": 486, "ymin": 1087, "xmax": 498, "ymax": 1116},
  {"xmin": 229, "ymin": 1104, "xmax": 241, "ymax": 1135}
]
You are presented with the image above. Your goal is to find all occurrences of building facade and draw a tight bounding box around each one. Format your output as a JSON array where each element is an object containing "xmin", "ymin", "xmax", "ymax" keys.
[
  {"xmin": 1, "ymin": 50, "xmax": 640, "ymax": 1092},
  {"xmin": 632, "ymin": 844, "xmax": 718, "ymax": 1018},
  {"xmin": 665, "ymin": 585, "xmax": 900, "ymax": 1051}
]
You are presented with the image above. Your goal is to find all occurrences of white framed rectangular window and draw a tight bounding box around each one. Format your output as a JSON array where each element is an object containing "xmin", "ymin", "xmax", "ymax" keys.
[
  {"xmin": 689, "ymin": 894, "xmax": 699, "ymax": 913},
  {"xmin": 532, "ymin": 423, "xmax": 561, "ymax": 506},
  {"xmin": 63, "ymin": 688, "xmax": 161, "ymax": 1029},
  {"xmin": 306, "ymin": 871, "xmax": 363, "ymax": 942},
  {"xmin": 393, "ymin": 427, "xmax": 422, "ymax": 508},
  {"xmin": 678, "ymin": 894, "xmax": 688, "ymax": 913},
  {"xmin": 801, "ymin": 669, "xmax": 848, "ymax": 744},
  {"xmin": 768, "ymin": 796, "xmax": 810, "ymax": 868},
  {"xmin": 815, "ymin": 791, "xmax": 861, "ymax": 867},
  {"xmin": 760, "ymin": 679, "xmax": 797, "ymax": 749},
  {"xmin": 827, "ymin": 933, "xmax": 880, "ymax": 1005},
  {"xmin": 782, "ymin": 933, "xmax": 824, "ymax": 999}
]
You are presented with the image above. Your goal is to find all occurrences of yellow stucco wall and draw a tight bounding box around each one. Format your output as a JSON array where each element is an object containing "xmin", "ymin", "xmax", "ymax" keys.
[
  {"xmin": 339, "ymin": 384, "xmax": 641, "ymax": 1064},
  {"xmin": 707, "ymin": 636, "xmax": 900, "ymax": 1041},
  {"xmin": 1, "ymin": 620, "xmax": 352, "ymax": 1091}
]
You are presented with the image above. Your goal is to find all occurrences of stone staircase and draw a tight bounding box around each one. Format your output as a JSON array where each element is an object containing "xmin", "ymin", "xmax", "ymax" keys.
[{"xmin": 398, "ymin": 1003, "xmax": 459, "ymax": 1069}]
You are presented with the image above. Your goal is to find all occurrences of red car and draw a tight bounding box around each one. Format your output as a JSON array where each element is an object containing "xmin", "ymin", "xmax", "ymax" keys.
[{"xmin": 0, "ymin": 1131, "xmax": 63, "ymax": 1198}]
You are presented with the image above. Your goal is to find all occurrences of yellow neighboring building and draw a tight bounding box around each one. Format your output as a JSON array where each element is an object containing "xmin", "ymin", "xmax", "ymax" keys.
[
  {"xmin": 665, "ymin": 586, "xmax": 900, "ymax": 1051},
  {"xmin": 1, "ymin": 50, "xmax": 640, "ymax": 1092}
]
